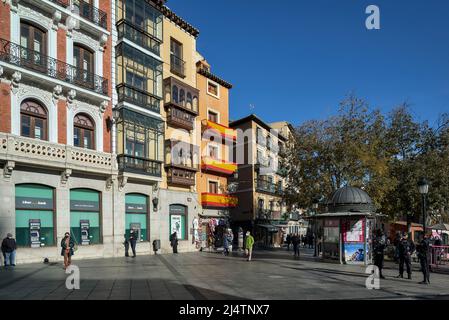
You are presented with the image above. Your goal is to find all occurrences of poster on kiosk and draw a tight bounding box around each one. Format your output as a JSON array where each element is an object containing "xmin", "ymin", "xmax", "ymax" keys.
[{"xmin": 343, "ymin": 219, "xmax": 366, "ymax": 263}]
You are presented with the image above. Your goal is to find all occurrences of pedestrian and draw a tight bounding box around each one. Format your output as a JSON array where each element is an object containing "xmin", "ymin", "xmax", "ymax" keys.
[
  {"xmin": 1, "ymin": 233, "xmax": 17, "ymax": 267},
  {"xmin": 170, "ymin": 231, "xmax": 179, "ymax": 254},
  {"xmin": 286, "ymin": 234, "xmax": 291, "ymax": 251},
  {"xmin": 245, "ymin": 231, "xmax": 254, "ymax": 261},
  {"xmin": 129, "ymin": 229, "xmax": 137, "ymax": 258},
  {"xmin": 393, "ymin": 232, "xmax": 401, "ymax": 263},
  {"xmin": 123, "ymin": 234, "xmax": 129, "ymax": 257},
  {"xmin": 417, "ymin": 233, "xmax": 431, "ymax": 285},
  {"xmin": 223, "ymin": 230, "xmax": 230, "ymax": 256},
  {"xmin": 396, "ymin": 232, "xmax": 415, "ymax": 279},
  {"xmin": 373, "ymin": 229, "xmax": 386, "ymax": 279},
  {"xmin": 60, "ymin": 232, "xmax": 75, "ymax": 270},
  {"xmin": 292, "ymin": 233, "xmax": 300, "ymax": 258},
  {"xmin": 208, "ymin": 234, "xmax": 214, "ymax": 252},
  {"xmin": 228, "ymin": 229, "xmax": 234, "ymax": 253}
]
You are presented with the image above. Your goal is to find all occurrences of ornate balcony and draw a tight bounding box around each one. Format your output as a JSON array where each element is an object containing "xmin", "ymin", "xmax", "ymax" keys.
[
  {"xmin": 117, "ymin": 155, "xmax": 162, "ymax": 177},
  {"xmin": 0, "ymin": 133, "xmax": 116, "ymax": 175},
  {"xmin": 0, "ymin": 38, "xmax": 108, "ymax": 95},
  {"xmin": 164, "ymin": 77, "xmax": 198, "ymax": 130},
  {"xmin": 165, "ymin": 139, "xmax": 198, "ymax": 186},
  {"xmin": 201, "ymin": 156, "xmax": 237, "ymax": 175},
  {"xmin": 48, "ymin": 0, "xmax": 107, "ymax": 29},
  {"xmin": 201, "ymin": 193, "xmax": 238, "ymax": 208},
  {"xmin": 117, "ymin": 83, "xmax": 160, "ymax": 113},
  {"xmin": 202, "ymin": 120, "xmax": 237, "ymax": 142}
]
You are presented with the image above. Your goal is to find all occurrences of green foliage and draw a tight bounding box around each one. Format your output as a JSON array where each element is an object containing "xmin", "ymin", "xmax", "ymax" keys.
[{"xmin": 282, "ymin": 95, "xmax": 449, "ymax": 223}]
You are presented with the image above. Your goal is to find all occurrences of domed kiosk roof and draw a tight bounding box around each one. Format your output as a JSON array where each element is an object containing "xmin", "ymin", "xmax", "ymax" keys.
[{"xmin": 327, "ymin": 186, "xmax": 374, "ymax": 213}]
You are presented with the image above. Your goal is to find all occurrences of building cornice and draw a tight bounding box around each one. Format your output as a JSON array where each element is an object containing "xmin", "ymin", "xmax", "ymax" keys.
[{"xmin": 198, "ymin": 68, "xmax": 233, "ymax": 89}]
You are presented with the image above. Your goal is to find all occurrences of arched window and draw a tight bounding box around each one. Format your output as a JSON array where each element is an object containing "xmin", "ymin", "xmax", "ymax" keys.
[
  {"xmin": 20, "ymin": 100, "xmax": 48, "ymax": 140},
  {"xmin": 20, "ymin": 22, "xmax": 46, "ymax": 69},
  {"xmin": 192, "ymin": 96, "xmax": 198, "ymax": 112},
  {"xmin": 179, "ymin": 89, "xmax": 185, "ymax": 106},
  {"xmin": 172, "ymin": 85, "xmax": 179, "ymax": 104},
  {"xmin": 74, "ymin": 113, "xmax": 95, "ymax": 149},
  {"xmin": 74, "ymin": 44, "xmax": 94, "ymax": 85},
  {"xmin": 186, "ymin": 92, "xmax": 192, "ymax": 109}
]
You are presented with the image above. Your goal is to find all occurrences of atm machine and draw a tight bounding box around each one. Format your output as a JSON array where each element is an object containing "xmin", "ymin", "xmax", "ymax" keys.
[
  {"xmin": 29, "ymin": 219, "xmax": 41, "ymax": 248},
  {"xmin": 80, "ymin": 220, "xmax": 90, "ymax": 245},
  {"xmin": 130, "ymin": 223, "xmax": 143, "ymax": 242}
]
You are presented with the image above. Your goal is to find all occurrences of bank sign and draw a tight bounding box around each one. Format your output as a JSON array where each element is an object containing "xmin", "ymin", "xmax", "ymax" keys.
[
  {"xmin": 70, "ymin": 200, "xmax": 99, "ymax": 212},
  {"xmin": 126, "ymin": 203, "xmax": 147, "ymax": 214},
  {"xmin": 16, "ymin": 197, "xmax": 54, "ymax": 210}
]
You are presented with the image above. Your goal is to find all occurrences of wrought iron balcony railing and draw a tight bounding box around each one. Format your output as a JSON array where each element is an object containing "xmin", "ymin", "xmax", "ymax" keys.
[
  {"xmin": 49, "ymin": 0, "xmax": 107, "ymax": 29},
  {"xmin": 117, "ymin": 20, "xmax": 160, "ymax": 56},
  {"xmin": 116, "ymin": 83, "xmax": 160, "ymax": 113},
  {"xmin": 170, "ymin": 54, "xmax": 186, "ymax": 78},
  {"xmin": 255, "ymin": 178, "xmax": 283, "ymax": 195},
  {"xmin": 0, "ymin": 38, "xmax": 108, "ymax": 95},
  {"xmin": 117, "ymin": 154, "xmax": 162, "ymax": 177}
]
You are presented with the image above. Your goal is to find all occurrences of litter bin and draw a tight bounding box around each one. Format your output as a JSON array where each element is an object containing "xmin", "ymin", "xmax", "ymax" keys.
[{"xmin": 152, "ymin": 239, "xmax": 161, "ymax": 253}]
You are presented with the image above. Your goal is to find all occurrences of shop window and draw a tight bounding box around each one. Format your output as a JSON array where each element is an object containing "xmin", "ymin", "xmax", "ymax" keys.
[
  {"xmin": 15, "ymin": 184, "xmax": 55, "ymax": 247},
  {"xmin": 125, "ymin": 193, "xmax": 148, "ymax": 241},
  {"xmin": 70, "ymin": 189, "xmax": 101, "ymax": 245},
  {"xmin": 20, "ymin": 100, "xmax": 48, "ymax": 140},
  {"xmin": 169, "ymin": 204, "xmax": 187, "ymax": 240},
  {"xmin": 73, "ymin": 113, "xmax": 95, "ymax": 150}
]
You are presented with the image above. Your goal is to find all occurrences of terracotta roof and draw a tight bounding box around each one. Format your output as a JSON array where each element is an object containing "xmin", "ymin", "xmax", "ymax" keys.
[
  {"xmin": 198, "ymin": 67, "xmax": 233, "ymax": 89},
  {"xmin": 161, "ymin": 5, "xmax": 200, "ymax": 38}
]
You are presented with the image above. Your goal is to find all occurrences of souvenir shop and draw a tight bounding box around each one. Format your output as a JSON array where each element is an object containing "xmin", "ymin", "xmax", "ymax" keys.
[{"xmin": 199, "ymin": 216, "xmax": 229, "ymax": 249}]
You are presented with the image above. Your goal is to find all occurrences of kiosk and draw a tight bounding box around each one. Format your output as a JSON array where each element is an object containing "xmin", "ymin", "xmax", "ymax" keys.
[{"xmin": 310, "ymin": 186, "xmax": 384, "ymax": 265}]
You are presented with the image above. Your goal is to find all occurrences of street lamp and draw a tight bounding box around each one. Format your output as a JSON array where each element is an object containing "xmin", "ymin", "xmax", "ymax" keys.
[
  {"xmin": 312, "ymin": 198, "xmax": 319, "ymax": 257},
  {"xmin": 418, "ymin": 177, "xmax": 429, "ymax": 235}
]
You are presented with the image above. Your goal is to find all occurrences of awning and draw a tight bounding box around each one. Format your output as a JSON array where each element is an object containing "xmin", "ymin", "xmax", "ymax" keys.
[
  {"xmin": 429, "ymin": 223, "xmax": 449, "ymax": 231},
  {"xmin": 257, "ymin": 224, "xmax": 279, "ymax": 232}
]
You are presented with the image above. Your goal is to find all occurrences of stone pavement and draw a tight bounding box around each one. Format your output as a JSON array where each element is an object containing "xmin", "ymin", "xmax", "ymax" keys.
[{"xmin": 0, "ymin": 248, "xmax": 448, "ymax": 300}]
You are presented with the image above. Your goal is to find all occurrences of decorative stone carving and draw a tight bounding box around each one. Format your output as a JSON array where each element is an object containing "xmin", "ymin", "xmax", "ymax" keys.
[
  {"xmin": 11, "ymin": 71, "xmax": 21, "ymax": 94},
  {"xmin": 4, "ymin": 0, "xmax": 20, "ymax": 12},
  {"xmin": 67, "ymin": 89, "xmax": 76, "ymax": 104},
  {"xmin": 106, "ymin": 175, "xmax": 116, "ymax": 191},
  {"xmin": 118, "ymin": 175, "xmax": 127, "ymax": 191},
  {"xmin": 99, "ymin": 34, "xmax": 108, "ymax": 51},
  {"xmin": 53, "ymin": 85, "xmax": 62, "ymax": 102},
  {"xmin": 61, "ymin": 168, "xmax": 72, "ymax": 186},
  {"xmin": 72, "ymin": 30, "xmax": 100, "ymax": 52},
  {"xmin": 52, "ymin": 10, "xmax": 62, "ymax": 30},
  {"xmin": 99, "ymin": 101, "xmax": 108, "ymax": 114},
  {"xmin": 18, "ymin": 3, "xmax": 52, "ymax": 30},
  {"xmin": 3, "ymin": 160, "xmax": 15, "ymax": 180},
  {"xmin": 16, "ymin": 83, "xmax": 54, "ymax": 110}
]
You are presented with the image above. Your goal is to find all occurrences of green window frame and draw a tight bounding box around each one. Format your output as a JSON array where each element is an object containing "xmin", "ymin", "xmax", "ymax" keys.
[
  {"xmin": 70, "ymin": 189, "xmax": 101, "ymax": 245},
  {"xmin": 125, "ymin": 193, "xmax": 148, "ymax": 241}
]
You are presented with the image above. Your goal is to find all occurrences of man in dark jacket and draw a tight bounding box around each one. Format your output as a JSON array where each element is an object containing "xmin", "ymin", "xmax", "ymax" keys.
[
  {"xmin": 292, "ymin": 234, "xmax": 300, "ymax": 258},
  {"xmin": 129, "ymin": 229, "xmax": 137, "ymax": 258},
  {"xmin": 417, "ymin": 233, "xmax": 431, "ymax": 284},
  {"xmin": 396, "ymin": 233, "xmax": 415, "ymax": 279},
  {"xmin": 170, "ymin": 232, "xmax": 178, "ymax": 254},
  {"xmin": 1, "ymin": 233, "xmax": 17, "ymax": 266},
  {"xmin": 286, "ymin": 234, "xmax": 291, "ymax": 251},
  {"xmin": 373, "ymin": 229, "xmax": 386, "ymax": 279}
]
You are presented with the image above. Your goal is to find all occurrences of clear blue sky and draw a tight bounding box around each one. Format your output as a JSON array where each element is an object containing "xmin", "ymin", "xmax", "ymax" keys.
[{"xmin": 166, "ymin": 0, "xmax": 449, "ymax": 127}]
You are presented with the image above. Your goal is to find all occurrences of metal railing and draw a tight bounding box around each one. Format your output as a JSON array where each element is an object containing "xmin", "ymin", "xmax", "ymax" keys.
[
  {"xmin": 49, "ymin": 0, "xmax": 107, "ymax": 29},
  {"xmin": 170, "ymin": 54, "xmax": 185, "ymax": 77},
  {"xmin": 117, "ymin": 20, "xmax": 160, "ymax": 56},
  {"xmin": 117, "ymin": 154, "xmax": 162, "ymax": 177},
  {"xmin": 255, "ymin": 178, "xmax": 283, "ymax": 194},
  {"xmin": 166, "ymin": 107, "xmax": 195, "ymax": 130},
  {"xmin": 0, "ymin": 38, "xmax": 108, "ymax": 95},
  {"xmin": 116, "ymin": 83, "xmax": 160, "ymax": 113}
]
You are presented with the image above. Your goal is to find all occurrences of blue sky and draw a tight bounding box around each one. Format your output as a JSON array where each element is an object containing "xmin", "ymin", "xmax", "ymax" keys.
[{"xmin": 166, "ymin": 0, "xmax": 449, "ymax": 127}]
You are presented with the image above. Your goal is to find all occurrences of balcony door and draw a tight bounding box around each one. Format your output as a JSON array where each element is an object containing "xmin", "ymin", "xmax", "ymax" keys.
[
  {"xmin": 20, "ymin": 22, "xmax": 47, "ymax": 72},
  {"xmin": 74, "ymin": 0, "xmax": 93, "ymax": 21},
  {"xmin": 74, "ymin": 44, "xmax": 94, "ymax": 87}
]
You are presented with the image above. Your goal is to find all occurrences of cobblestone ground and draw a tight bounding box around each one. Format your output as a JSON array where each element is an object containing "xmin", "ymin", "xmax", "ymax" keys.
[{"xmin": 0, "ymin": 248, "xmax": 448, "ymax": 300}]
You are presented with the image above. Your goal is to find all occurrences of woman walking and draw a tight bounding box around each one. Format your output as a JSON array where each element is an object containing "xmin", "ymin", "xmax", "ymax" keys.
[{"xmin": 61, "ymin": 232, "xmax": 75, "ymax": 270}]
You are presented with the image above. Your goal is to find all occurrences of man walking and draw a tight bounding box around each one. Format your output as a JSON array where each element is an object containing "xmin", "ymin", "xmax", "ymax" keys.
[
  {"xmin": 417, "ymin": 233, "xmax": 431, "ymax": 284},
  {"xmin": 123, "ymin": 234, "xmax": 129, "ymax": 257},
  {"xmin": 170, "ymin": 231, "xmax": 179, "ymax": 254},
  {"xmin": 1, "ymin": 233, "xmax": 17, "ymax": 267},
  {"xmin": 245, "ymin": 231, "xmax": 254, "ymax": 261},
  {"xmin": 129, "ymin": 229, "xmax": 137, "ymax": 258},
  {"xmin": 373, "ymin": 229, "xmax": 386, "ymax": 279},
  {"xmin": 292, "ymin": 233, "xmax": 300, "ymax": 258},
  {"xmin": 286, "ymin": 234, "xmax": 291, "ymax": 251},
  {"xmin": 396, "ymin": 233, "xmax": 415, "ymax": 279}
]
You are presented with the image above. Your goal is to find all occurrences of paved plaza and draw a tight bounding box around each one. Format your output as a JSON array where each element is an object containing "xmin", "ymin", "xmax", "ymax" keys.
[{"xmin": 0, "ymin": 248, "xmax": 448, "ymax": 300}]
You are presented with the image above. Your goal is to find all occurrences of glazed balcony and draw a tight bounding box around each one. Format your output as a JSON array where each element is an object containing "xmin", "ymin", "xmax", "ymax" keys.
[
  {"xmin": 255, "ymin": 178, "xmax": 283, "ymax": 195},
  {"xmin": 0, "ymin": 133, "xmax": 116, "ymax": 175},
  {"xmin": 201, "ymin": 193, "xmax": 238, "ymax": 208},
  {"xmin": 201, "ymin": 156, "xmax": 237, "ymax": 175},
  {"xmin": 0, "ymin": 38, "xmax": 108, "ymax": 95},
  {"xmin": 202, "ymin": 120, "xmax": 237, "ymax": 142},
  {"xmin": 117, "ymin": 19, "xmax": 161, "ymax": 56},
  {"xmin": 170, "ymin": 54, "xmax": 185, "ymax": 78},
  {"xmin": 165, "ymin": 139, "xmax": 198, "ymax": 186},
  {"xmin": 117, "ymin": 154, "xmax": 162, "ymax": 177},
  {"xmin": 117, "ymin": 83, "xmax": 160, "ymax": 113}
]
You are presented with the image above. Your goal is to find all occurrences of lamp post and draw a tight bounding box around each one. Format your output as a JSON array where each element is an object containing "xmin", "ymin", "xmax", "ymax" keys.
[
  {"xmin": 312, "ymin": 198, "xmax": 319, "ymax": 257},
  {"xmin": 418, "ymin": 178, "xmax": 429, "ymax": 235}
]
